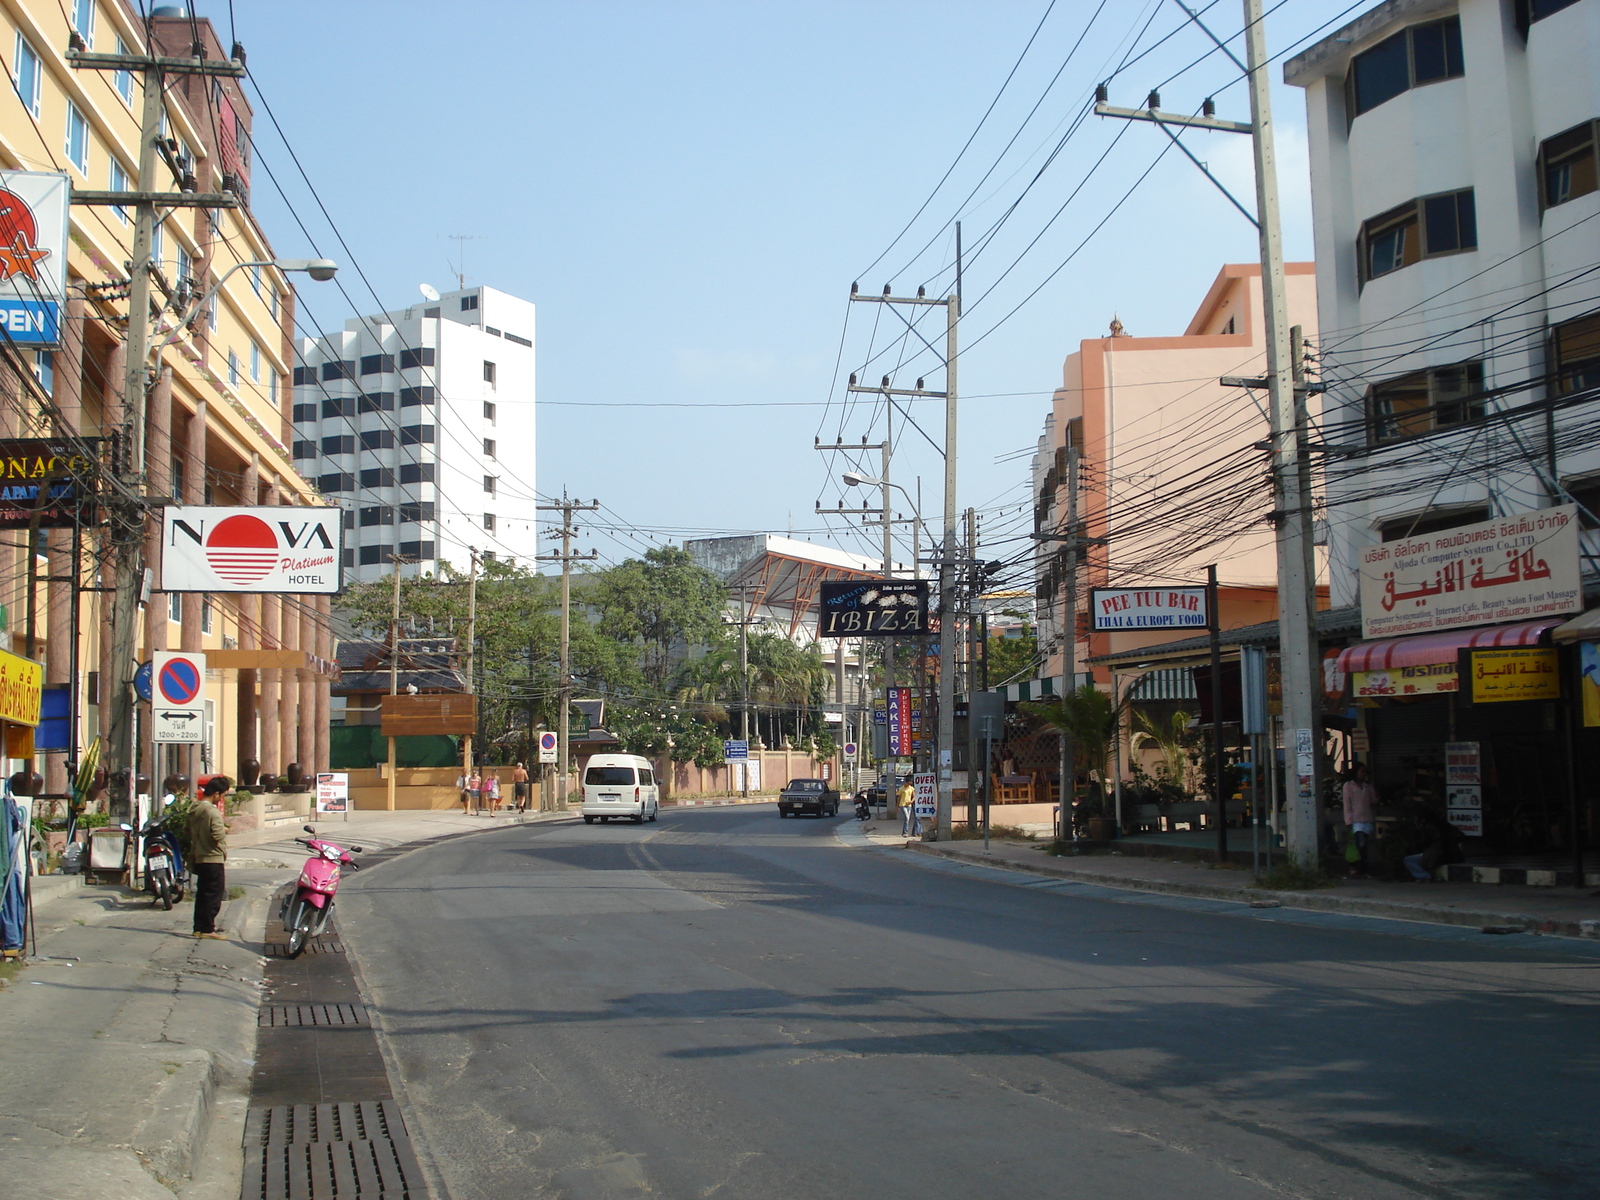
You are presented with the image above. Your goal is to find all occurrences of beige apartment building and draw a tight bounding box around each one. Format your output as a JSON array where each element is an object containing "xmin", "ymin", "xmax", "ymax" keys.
[{"xmin": 0, "ymin": 0, "xmax": 333, "ymax": 799}]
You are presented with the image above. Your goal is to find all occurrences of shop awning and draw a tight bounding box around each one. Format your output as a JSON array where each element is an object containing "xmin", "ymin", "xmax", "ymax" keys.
[
  {"xmin": 1552, "ymin": 608, "xmax": 1600, "ymax": 643},
  {"xmin": 1004, "ymin": 677, "xmax": 1058, "ymax": 703},
  {"xmin": 1335, "ymin": 618, "xmax": 1563, "ymax": 673}
]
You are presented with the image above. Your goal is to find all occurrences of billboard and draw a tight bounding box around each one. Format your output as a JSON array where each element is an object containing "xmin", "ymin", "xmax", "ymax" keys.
[
  {"xmin": 0, "ymin": 438, "xmax": 100, "ymax": 528},
  {"xmin": 818, "ymin": 579, "xmax": 929, "ymax": 637},
  {"xmin": 1090, "ymin": 586, "xmax": 1207, "ymax": 631},
  {"xmin": 1358, "ymin": 505, "xmax": 1581, "ymax": 639},
  {"xmin": 0, "ymin": 171, "xmax": 69, "ymax": 346},
  {"xmin": 161, "ymin": 506, "xmax": 342, "ymax": 593}
]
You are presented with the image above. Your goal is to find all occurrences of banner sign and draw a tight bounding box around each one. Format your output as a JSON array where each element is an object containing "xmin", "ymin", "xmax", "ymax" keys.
[
  {"xmin": 0, "ymin": 438, "xmax": 99, "ymax": 528},
  {"xmin": 1352, "ymin": 663, "xmax": 1457, "ymax": 698},
  {"xmin": 1358, "ymin": 505, "xmax": 1581, "ymax": 639},
  {"xmin": 0, "ymin": 648, "xmax": 42, "ymax": 726},
  {"xmin": 913, "ymin": 772, "xmax": 936, "ymax": 818},
  {"xmin": 722, "ymin": 739, "xmax": 748, "ymax": 762},
  {"xmin": 151, "ymin": 650, "xmax": 206, "ymax": 743},
  {"xmin": 886, "ymin": 686, "xmax": 914, "ymax": 756},
  {"xmin": 1583, "ymin": 643, "xmax": 1600, "ymax": 728},
  {"xmin": 818, "ymin": 579, "xmax": 929, "ymax": 638},
  {"xmin": 0, "ymin": 171, "xmax": 69, "ymax": 346},
  {"xmin": 1090, "ymin": 586, "xmax": 1207, "ymax": 631},
  {"xmin": 1444, "ymin": 741, "xmax": 1482, "ymax": 836},
  {"xmin": 315, "ymin": 772, "xmax": 349, "ymax": 814},
  {"xmin": 161, "ymin": 506, "xmax": 343, "ymax": 593},
  {"xmin": 1460, "ymin": 647, "xmax": 1561, "ymax": 703}
]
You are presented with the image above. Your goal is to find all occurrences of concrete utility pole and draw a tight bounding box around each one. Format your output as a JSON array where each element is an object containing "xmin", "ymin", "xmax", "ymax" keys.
[
  {"xmin": 1059, "ymin": 443, "xmax": 1079, "ymax": 836},
  {"xmin": 461, "ymin": 550, "xmax": 479, "ymax": 811},
  {"xmin": 68, "ymin": 41, "xmax": 244, "ymax": 814},
  {"xmin": 387, "ymin": 554, "xmax": 404, "ymax": 812},
  {"xmin": 1090, "ymin": 0, "xmax": 1321, "ymax": 861},
  {"xmin": 537, "ymin": 495, "xmax": 599, "ymax": 806}
]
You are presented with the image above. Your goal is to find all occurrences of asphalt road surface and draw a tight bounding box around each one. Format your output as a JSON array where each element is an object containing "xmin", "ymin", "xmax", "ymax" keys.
[{"xmin": 337, "ymin": 806, "xmax": 1599, "ymax": 1200}]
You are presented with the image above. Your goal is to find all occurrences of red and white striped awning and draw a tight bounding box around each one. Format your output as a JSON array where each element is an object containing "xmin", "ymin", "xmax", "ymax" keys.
[{"xmin": 1335, "ymin": 618, "xmax": 1563, "ymax": 673}]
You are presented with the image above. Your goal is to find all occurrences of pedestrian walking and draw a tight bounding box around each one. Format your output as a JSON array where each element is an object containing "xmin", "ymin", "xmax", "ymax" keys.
[
  {"xmin": 898, "ymin": 778, "xmax": 918, "ymax": 837},
  {"xmin": 1341, "ymin": 763, "xmax": 1379, "ymax": 878},
  {"xmin": 512, "ymin": 763, "xmax": 530, "ymax": 812},
  {"xmin": 189, "ymin": 776, "xmax": 230, "ymax": 939},
  {"xmin": 457, "ymin": 771, "xmax": 472, "ymax": 813},
  {"xmin": 483, "ymin": 770, "xmax": 501, "ymax": 815}
]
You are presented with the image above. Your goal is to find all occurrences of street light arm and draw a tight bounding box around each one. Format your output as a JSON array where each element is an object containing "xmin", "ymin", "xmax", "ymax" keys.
[{"xmin": 152, "ymin": 257, "xmax": 337, "ymax": 353}]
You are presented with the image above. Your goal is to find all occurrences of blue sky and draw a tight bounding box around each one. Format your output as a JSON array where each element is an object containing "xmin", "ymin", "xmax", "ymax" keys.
[{"xmin": 232, "ymin": 0, "xmax": 1347, "ymax": 575}]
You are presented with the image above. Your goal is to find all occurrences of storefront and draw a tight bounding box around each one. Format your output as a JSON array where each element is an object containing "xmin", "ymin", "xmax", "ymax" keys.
[{"xmin": 0, "ymin": 648, "xmax": 45, "ymax": 957}]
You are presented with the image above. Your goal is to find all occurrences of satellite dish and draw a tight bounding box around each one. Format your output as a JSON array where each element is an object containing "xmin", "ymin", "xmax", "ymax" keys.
[{"xmin": 419, "ymin": 284, "xmax": 440, "ymax": 302}]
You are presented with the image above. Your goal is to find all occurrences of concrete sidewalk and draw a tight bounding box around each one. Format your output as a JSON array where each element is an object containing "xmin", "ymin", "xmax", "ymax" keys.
[
  {"xmin": 844, "ymin": 820, "xmax": 1600, "ymax": 941},
  {"xmin": 0, "ymin": 807, "xmax": 566, "ymax": 1200}
]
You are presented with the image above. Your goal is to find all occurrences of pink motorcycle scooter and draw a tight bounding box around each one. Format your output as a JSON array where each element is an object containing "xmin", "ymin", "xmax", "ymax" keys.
[{"xmin": 281, "ymin": 824, "xmax": 363, "ymax": 957}]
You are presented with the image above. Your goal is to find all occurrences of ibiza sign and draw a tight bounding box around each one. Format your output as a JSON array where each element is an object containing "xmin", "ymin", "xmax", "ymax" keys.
[
  {"xmin": 0, "ymin": 171, "xmax": 69, "ymax": 346},
  {"xmin": 160, "ymin": 506, "xmax": 343, "ymax": 594}
]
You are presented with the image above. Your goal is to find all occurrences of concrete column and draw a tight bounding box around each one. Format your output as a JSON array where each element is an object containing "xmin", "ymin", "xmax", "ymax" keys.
[
  {"xmin": 296, "ymin": 590, "xmax": 315, "ymax": 778},
  {"xmin": 95, "ymin": 340, "xmax": 124, "ymax": 748},
  {"xmin": 236, "ymin": 455, "xmax": 260, "ymax": 780},
  {"xmin": 258, "ymin": 480, "xmax": 281, "ymax": 778},
  {"xmin": 313, "ymin": 593, "xmax": 331, "ymax": 776},
  {"xmin": 139, "ymin": 370, "xmax": 173, "ymax": 785},
  {"xmin": 43, "ymin": 294, "xmax": 87, "ymax": 794},
  {"xmin": 180, "ymin": 398, "xmax": 205, "ymax": 780}
]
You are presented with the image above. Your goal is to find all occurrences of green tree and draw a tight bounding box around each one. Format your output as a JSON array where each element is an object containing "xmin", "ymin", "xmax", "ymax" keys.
[
  {"xmin": 592, "ymin": 546, "xmax": 729, "ymax": 692},
  {"xmin": 1024, "ymin": 684, "xmax": 1124, "ymax": 823},
  {"xmin": 985, "ymin": 626, "xmax": 1038, "ymax": 688}
]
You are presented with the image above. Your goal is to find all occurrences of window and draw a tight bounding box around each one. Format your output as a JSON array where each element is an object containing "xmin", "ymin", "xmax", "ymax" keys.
[
  {"xmin": 342, "ymin": 507, "xmax": 356, "ymax": 530},
  {"xmin": 322, "ymin": 360, "xmax": 356, "ymax": 382},
  {"xmin": 483, "ymin": 361, "xmax": 497, "ymax": 386},
  {"xmin": 360, "ymin": 467, "xmax": 396, "ymax": 488},
  {"xmin": 359, "ymin": 391, "xmax": 395, "ymax": 413},
  {"xmin": 399, "ymin": 347, "xmax": 435, "ymax": 369},
  {"xmin": 292, "ymin": 440, "xmax": 315, "ymax": 459},
  {"xmin": 483, "ymin": 438, "xmax": 496, "ymax": 458},
  {"xmin": 359, "ymin": 353, "xmax": 395, "ymax": 376},
  {"xmin": 292, "ymin": 403, "xmax": 317, "ymax": 424},
  {"xmin": 71, "ymin": 0, "xmax": 95, "ymax": 46},
  {"xmin": 485, "ymin": 326, "xmax": 501, "ymax": 337},
  {"xmin": 1515, "ymin": 0, "xmax": 1585, "ymax": 36},
  {"xmin": 201, "ymin": 595, "xmax": 213, "ymax": 635},
  {"xmin": 483, "ymin": 513, "xmax": 496, "ymax": 532},
  {"xmin": 114, "ymin": 37, "xmax": 133, "ymax": 105},
  {"xmin": 270, "ymin": 286, "xmax": 279, "ymax": 321},
  {"xmin": 1378, "ymin": 506, "xmax": 1490, "ymax": 542},
  {"xmin": 505, "ymin": 331, "xmax": 532, "ymax": 348},
  {"xmin": 1367, "ymin": 360, "xmax": 1486, "ymax": 442},
  {"xmin": 150, "ymin": 222, "xmax": 163, "ymax": 271},
  {"xmin": 171, "ymin": 455, "xmax": 184, "ymax": 500},
  {"xmin": 400, "ymin": 424, "xmax": 435, "ymax": 445},
  {"xmin": 400, "ymin": 386, "xmax": 435, "ymax": 406},
  {"xmin": 250, "ymin": 342, "xmax": 262, "ymax": 383},
  {"xmin": 65, "ymin": 103, "xmax": 90, "ymax": 174},
  {"xmin": 1359, "ymin": 190, "xmax": 1475, "ymax": 282},
  {"xmin": 483, "ymin": 401, "xmax": 496, "ymax": 423},
  {"xmin": 14, "ymin": 34, "xmax": 41, "ymax": 117},
  {"xmin": 109, "ymin": 159, "xmax": 130, "ymax": 223},
  {"xmin": 1563, "ymin": 476, "xmax": 1600, "ymax": 529},
  {"xmin": 321, "ymin": 434, "xmax": 355, "ymax": 455},
  {"xmin": 208, "ymin": 293, "xmax": 217, "ymax": 332},
  {"xmin": 319, "ymin": 472, "xmax": 355, "ymax": 493},
  {"xmin": 227, "ymin": 350, "xmax": 239, "ymax": 387},
  {"xmin": 1539, "ymin": 121, "xmax": 1598, "ymax": 210},
  {"xmin": 399, "ymin": 501, "xmax": 435, "ymax": 523},
  {"xmin": 460, "ymin": 294, "xmax": 479, "ymax": 311},
  {"xmin": 483, "ymin": 475, "xmax": 497, "ymax": 495},
  {"xmin": 168, "ymin": 591, "xmax": 182, "ymax": 622},
  {"xmin": 359, "ymin": 429, "xmax": 394, "ymax": 450},
  {"xmin": 343, "ymin": 549, "xmax": 355, "ymax": 568},
  {"xmin": 293, "ymin": 366, "xmax": 314, "ymax": 386},
  {"xmin": 400, "ymin": 539, "xmax": 436, "ymax": 559},
  {"xmin": 399, "ymin": 462, "xmax": 435, "ymax": 484},
  {"xmin": 271, "ymin": 373, "xmax": 280, "ymax": 408},
  {"xmin": 358, "ymin": 506, "xmax": 394, "ymax": 527},
  {"xmin": 423, "ymin": 307, "xmax": 440, "ymax": 318},
  {"xmin": 1552, "ymin": 310, "xmax": 1600, "ymax": 394},
  {"xmin": 321, "ymin": 397, "xmax": 354, "ymax": 419},
  {"xmin": 176, "ymin": 245, "xmax": 191, "ymax": 291},
  {"xmin": 32, "ymin": 351, "xmax": 51, "ymax": 395},
  {"xmin": 1346, "ymin": 17, "xmax": 1463, "ymax": 118},
  {"xmin": 358, "ymin": 545, "xmax": 392, "ymax": 566},
  {"xmin": 482, "ymin": 551, "xmax": 496, "ymax": 563}
]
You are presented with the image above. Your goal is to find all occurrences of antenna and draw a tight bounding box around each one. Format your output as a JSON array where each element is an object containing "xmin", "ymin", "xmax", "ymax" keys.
[
  {"xmin": 442, "ymin": 234, "xmax": 483, "ymax": 290},
  {"xmin": 419, "ymin": 283, "xmax": 440, "ymax": 302}
]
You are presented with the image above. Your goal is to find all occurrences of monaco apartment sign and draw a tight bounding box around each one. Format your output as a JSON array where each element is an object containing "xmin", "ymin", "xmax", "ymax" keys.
[
  {"xmin": 160, "ymin": 506, "xmax": 343, "ymax": 594},
  {"xmin": 1358, "ymin": 505, "xmax": 1582, "ymax": 639}
]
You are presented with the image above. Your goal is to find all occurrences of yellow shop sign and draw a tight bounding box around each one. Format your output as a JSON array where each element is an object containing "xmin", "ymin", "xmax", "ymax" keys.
[
  {"xmin": 1353, "ymin": 662, "xmax": 1457, "ymax": 697},
  {"xmin": 0, "ymin": 649, "xmax": 42, "ymax": 726},
  {"xmin": 1463, "ymin": 647, "xmax": 1560, "ymax": 703}
]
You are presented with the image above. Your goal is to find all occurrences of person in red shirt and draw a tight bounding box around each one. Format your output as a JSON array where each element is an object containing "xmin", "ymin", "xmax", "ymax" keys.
[{"xmin": 1341, "ymin": 763, "xmax": 1379, "ymax": 877}]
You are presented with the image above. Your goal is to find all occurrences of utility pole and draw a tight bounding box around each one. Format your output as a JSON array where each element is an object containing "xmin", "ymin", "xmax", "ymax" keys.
[
  {"xmin": 461, "ymin": 550, "xmax": 478, "ymax": 812},
  {"xmin": 1060, "ymin": 444, "xmax": 1079, "ymax": 836},
  {"xmin": 387, "ymin": 554, "xmax": 404, "ymax": 812},
  {"xmin": 538, "ymin": 494, "xmax": 600, "ymax": 806},
  {"xmin": 1091, "ymin": 0, "xmax": 1320, "ymax": 861},
  {"xmin": 68, "ymin": 40, "xmax": 244, "ymax": 815},
  {"xmin": 722, "ymin": 587, "xmax": 763, "ymax": 798}
]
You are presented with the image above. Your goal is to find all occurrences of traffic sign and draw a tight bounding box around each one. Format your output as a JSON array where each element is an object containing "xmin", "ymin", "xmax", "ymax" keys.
[
  {"xmin": 843, "ymin": 742, "xmax": 857, "ymax": 760},
  {"xmin": 538, "ymin": 731, "xmax": 558, "ymax": 764},
  {"xmin": 152, "ymin": 650, "xmax": 206, "ymax": 743},
  {"xmin": 133, "ymin": 661, "xmax": 152, "ymax": 702},
  {"xmin": 723, "ymin": 739, "xmax": 749, "ymax": 762}
]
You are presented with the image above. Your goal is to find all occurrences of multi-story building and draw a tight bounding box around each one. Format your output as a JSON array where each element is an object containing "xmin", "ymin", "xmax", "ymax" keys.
[
  {"xmin": 1286, "ymin": 0, "xmax": 1600, "ymax": 599},
  {"xmin": 291, "ymin": 285, "xmax": 537, "ymax": 582},
  {"xmin": 0, "ymin": 1, "xmax": 334, "ymax": 793}
]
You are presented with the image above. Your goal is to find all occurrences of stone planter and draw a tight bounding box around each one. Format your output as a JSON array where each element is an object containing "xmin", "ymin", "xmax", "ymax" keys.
[{"xmin": 1086, "ymin": 816, "xmax": 1118, "ymax": 841}]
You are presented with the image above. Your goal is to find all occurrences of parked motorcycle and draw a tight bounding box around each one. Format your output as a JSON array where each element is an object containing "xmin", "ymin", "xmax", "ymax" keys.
[
  {"xmin": 280, "ymin": 824, "xmax": 362, "ymax": 957},
  {"xmin": 853, "ymin": 792, "xmax": 871, "ymax": 821},
  {"xmin": 120, "ymin": 797, "xmax": 189, "ymax": 910}
]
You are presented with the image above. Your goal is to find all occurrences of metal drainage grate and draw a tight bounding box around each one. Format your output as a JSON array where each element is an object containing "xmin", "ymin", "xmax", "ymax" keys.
[
  {"xmin": 258, "ymin": 1003, "xmax": 369, "ymax": 1029},
  {"xmin": 265, "ymin": 939, "xmax": 345, "ymax": 958},
  {"xmin": 243, "ymin": 1100, "xmax": 425, "ymax": 1199}
]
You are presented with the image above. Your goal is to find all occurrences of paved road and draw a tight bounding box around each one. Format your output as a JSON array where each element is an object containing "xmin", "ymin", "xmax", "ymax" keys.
[{"xmin": 337, "ymin": 806, "xmax": 1598, "ymax": 1200}]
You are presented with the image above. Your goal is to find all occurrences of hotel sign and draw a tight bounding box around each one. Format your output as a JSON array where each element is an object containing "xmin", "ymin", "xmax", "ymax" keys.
[
  {"xmin": 0, "ymin": 171, "xmax": 69, "ymax": 346},
  {"xmin": 161, "ymin": 506, "xmax": 343, "ymax": 594},
  {"xmin": 1358, "ymin": 505, "xmax": 1581, "ymax": 639}
]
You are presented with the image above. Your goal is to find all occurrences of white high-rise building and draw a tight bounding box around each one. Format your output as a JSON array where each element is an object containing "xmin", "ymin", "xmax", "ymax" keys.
[{"xmin": 291, "ymin": 285, "xmax": 537, "ymax": 583}]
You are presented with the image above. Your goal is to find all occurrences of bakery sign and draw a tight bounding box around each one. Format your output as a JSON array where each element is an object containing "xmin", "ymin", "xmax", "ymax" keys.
[
  {"xmin": 1358, "ymin": 505, "xmax": 1582, "ymax": 639},
  {"xmin": 160, "ymin": 506, "xmax": 343, "ymax": 594}
]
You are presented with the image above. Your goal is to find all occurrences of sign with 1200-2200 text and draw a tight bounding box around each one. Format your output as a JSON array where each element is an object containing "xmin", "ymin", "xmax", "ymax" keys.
[{"xmin": 818, "ymin": 580, "xmax": 929, "ymax": 638}]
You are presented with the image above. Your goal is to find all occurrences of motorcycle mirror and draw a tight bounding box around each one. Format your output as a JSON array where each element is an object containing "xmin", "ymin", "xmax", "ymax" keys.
[
  {"xmin": 351, "ymin": 846, "xmax": 363, "ymax": 853},
  {"xmin": 162, "ymin": 795, "xmax": 175, "ymax": 807},
  {"xmin": 302, "ymin": 824, "xmax": 315, "ymax": 834},
  {"xmin": 119, "ymin": 823, "xmax": 132, "ymax": 831}
]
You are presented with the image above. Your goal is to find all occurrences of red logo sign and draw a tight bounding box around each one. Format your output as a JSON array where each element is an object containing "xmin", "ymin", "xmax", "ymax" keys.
[
  {"xmin": 204, "ymin": 513, "xmax": 280, "ymax": 585},
  {"xmin": 0, "ymin": 189, "xmax": 51, "ymax": 282}
]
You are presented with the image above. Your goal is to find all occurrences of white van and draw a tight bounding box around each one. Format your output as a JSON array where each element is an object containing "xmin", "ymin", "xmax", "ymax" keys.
[{"xmin": 580, "ymin": 754, "xmax": 661, "ymax": 824}]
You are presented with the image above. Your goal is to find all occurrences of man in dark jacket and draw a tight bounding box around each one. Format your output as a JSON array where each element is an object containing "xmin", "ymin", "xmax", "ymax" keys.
[{"xmin": 189, "ymin": 776, "xmax": 230, "ymax": 938}]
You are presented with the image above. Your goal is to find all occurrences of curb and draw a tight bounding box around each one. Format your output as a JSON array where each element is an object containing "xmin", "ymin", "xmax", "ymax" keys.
[
  {"xmin": 665, "ymin": 797, "xmax": 777, "ymax": 808},
  {"xmin": 903, "ymin": 843, "xmax": 1600, "ymax": 941}
]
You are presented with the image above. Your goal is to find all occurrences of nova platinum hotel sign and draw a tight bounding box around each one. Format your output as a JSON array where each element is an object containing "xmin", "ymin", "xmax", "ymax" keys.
[
  {"xmin": 1358, "ymin": 505, "xmax": 1582, "ymax": 639},
  {"xmin": 161, "ymin": 506, "xmax": 343, "ymax": 594}
]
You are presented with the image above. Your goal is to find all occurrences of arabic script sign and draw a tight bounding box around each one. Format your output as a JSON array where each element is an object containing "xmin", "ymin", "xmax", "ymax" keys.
[
  {"xmin": 1461, "ymin": 647, "xmax": 1561, "ymax": 703},
  {"xmin": 1358, "ymin": 505, "xmax": 1581, "ymax": 639}
]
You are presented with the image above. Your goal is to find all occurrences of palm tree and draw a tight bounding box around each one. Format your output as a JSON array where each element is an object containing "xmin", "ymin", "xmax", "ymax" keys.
[{"xmin": 1024, "ymin": 684, "xmax": 1124, "ymax": 818}]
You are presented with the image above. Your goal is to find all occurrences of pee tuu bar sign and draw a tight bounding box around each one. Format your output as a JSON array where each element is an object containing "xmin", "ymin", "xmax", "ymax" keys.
[{"xmin": 0, "ymin": 438, "xmax": 100, "ymax": 528}]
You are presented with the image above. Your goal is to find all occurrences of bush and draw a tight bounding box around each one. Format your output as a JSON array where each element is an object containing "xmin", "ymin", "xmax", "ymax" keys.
[
  {"xmin": 951, "ymin": 823, "xmax": 1037, "ymax": 841},
  {"xmin": 1252, "ymin": 858, "xmax": 1336, "ymax": 890}
]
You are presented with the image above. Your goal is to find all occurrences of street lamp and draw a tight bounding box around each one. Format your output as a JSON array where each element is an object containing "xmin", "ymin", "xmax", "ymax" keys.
[
  {"xmin": 156, "ymin": 257, "xmax": 338, "ymax": 350},
  {"xmin": 841, "ymin": 472, "xmax": 924, "ymax": 578}
]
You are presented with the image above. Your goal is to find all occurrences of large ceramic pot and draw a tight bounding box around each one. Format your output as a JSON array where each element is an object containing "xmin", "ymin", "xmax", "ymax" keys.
[{"xmin": 1086, "ymin": 816, "xmax": 1118, "ymax": 842}]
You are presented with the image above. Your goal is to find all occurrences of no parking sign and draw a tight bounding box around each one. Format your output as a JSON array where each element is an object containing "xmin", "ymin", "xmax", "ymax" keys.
[
  {"xmin": 538, "ymin": 731, "xmax": 558, "ymax": 764},
  {"xmin": 151, "ymin": 650, "xmax": 206, "ymax": 743}
]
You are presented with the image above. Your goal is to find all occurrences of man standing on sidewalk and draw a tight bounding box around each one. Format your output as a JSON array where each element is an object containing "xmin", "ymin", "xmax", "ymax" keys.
[
  {"xmin": 189, "ymin": 777, "xmax": 230, "ymax": 940},
  {"xmin": 512, "ymin": 763, "xmax": 530, "ymax": 812}
]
